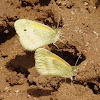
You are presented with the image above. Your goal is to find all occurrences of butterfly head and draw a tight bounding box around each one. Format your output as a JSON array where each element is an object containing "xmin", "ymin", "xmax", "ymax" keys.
[{"xmin": 53, "ymin": 29, "xmax": 61, "ymax": 43}]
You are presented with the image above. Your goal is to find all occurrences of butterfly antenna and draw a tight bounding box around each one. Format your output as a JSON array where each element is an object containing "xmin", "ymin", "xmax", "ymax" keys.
[
  {"xmin": 57, "ymin": 16, "xmax": 60, "ymax": 29},
  {"xmin": 75, "ymin": 55, "xmax": 81, "ymax": 66}
]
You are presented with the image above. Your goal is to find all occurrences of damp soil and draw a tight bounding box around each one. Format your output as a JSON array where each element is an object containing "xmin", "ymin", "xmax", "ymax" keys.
[{"xmin": 0, "ymin": 0, "xmax": 100, "ymax": 100}]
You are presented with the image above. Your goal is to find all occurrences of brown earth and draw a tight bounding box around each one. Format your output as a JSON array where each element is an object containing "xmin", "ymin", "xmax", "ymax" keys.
[{"xmin": 0, "ymin": 0, "xmax": 100, "ymax": 100}]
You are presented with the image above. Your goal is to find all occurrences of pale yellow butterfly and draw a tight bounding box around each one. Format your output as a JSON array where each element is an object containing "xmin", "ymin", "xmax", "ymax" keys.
[
  {"xmin": 35, "ymin": 48, "xmax": 77, "ymax": 79},
  {"xmin": 14, "ymin": 19, "xmax": 60, "ymax": 51}
]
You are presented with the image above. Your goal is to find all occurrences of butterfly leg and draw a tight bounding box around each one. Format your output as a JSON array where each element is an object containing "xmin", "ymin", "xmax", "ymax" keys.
[
  {"xmin": 53, "ymin": 43, "xmax": 59, "ymax": 49},
  {"xmin": 59, "ymin": 38, "xmax": 65, "ymax": 44},
  {"xmin": 70, "ymin": 77, "xmax": 73, "ymax": 81}
]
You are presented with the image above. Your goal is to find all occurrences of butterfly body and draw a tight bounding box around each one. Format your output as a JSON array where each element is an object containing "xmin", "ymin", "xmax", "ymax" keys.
[{"xmin": 14, "ymin": 19, "xmax": 60, "ymax": 51}]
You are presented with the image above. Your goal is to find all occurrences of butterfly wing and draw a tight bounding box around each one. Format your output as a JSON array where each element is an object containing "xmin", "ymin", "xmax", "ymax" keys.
[
  {"xmin": 35, "ymin": 48, "xmax": 76, "ymax": 78},
  {"xmin": 14, "ymin": 19, "xmax": 60, "ymax": 51}
]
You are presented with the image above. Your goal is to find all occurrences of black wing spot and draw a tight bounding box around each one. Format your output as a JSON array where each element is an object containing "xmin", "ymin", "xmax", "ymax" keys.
[{"xmin": 24, "ymin": 29, "xmax": 27, "ymax": 31}]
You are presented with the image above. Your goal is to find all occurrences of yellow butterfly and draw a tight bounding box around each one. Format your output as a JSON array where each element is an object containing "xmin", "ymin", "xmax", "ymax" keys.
[
  {"xmin": 14, "ymin": 19, "xmax": 60, "ymax": 51},
  {"xmin": 35, "ymin": 48, "xmax": 77, "ymax": 79}
]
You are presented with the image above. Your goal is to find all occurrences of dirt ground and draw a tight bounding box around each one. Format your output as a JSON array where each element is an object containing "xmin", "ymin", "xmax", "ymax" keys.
[{"xmin": 0, "ymin": 0, "xmax": 100, "ymax": 100}]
